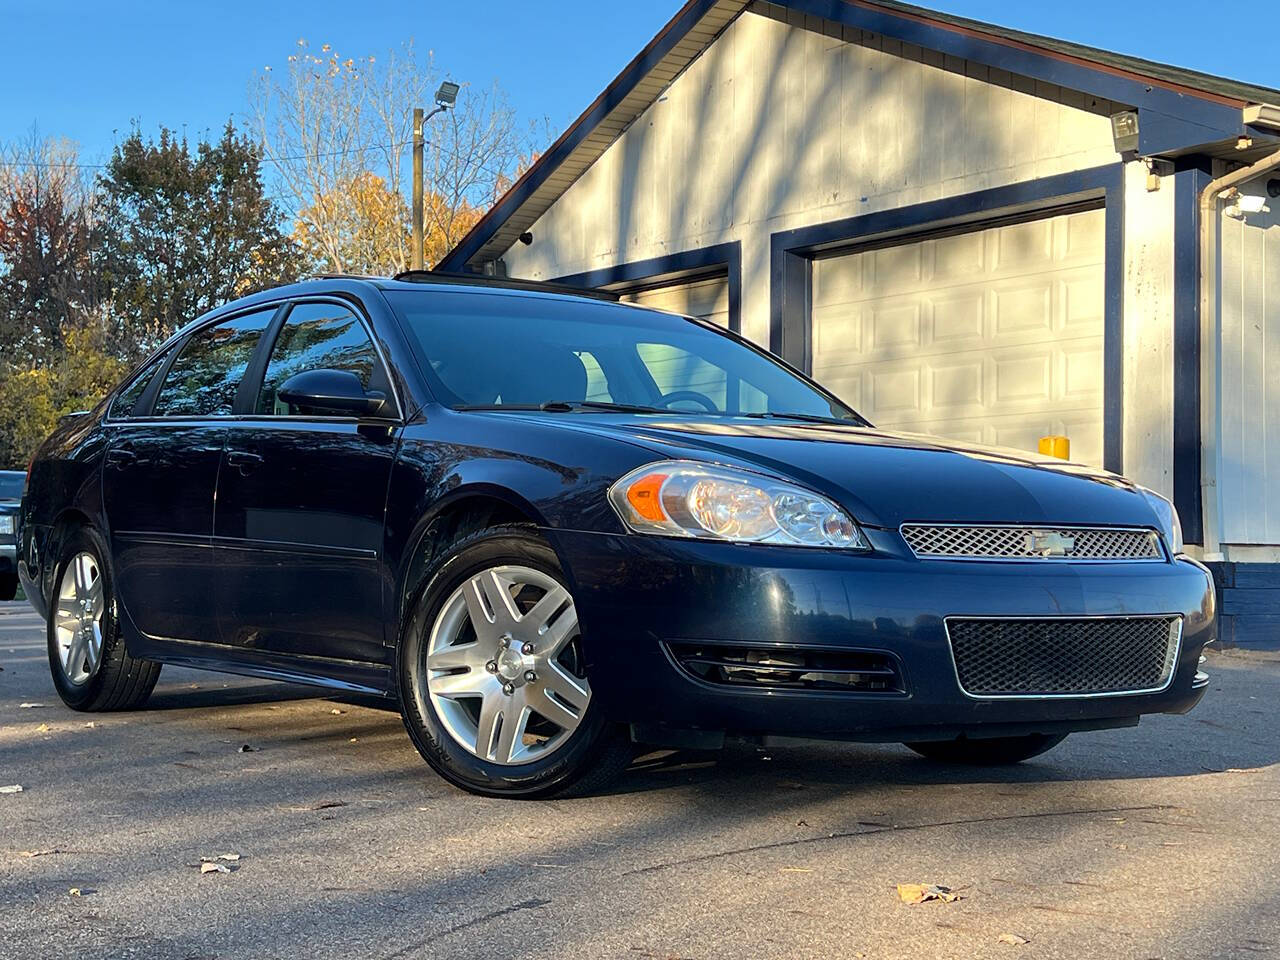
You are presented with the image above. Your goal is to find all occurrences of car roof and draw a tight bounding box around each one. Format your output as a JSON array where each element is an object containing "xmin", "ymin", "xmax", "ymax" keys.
[{"xmin": 173, "ymin": 273, "xmax": 626, "ymax": 342}]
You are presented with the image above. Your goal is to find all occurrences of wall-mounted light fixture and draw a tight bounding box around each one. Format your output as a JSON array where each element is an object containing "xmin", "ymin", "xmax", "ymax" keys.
[{"xmin": 1110, "ymin": 111, "xmax": 1139, "ymax": 155}]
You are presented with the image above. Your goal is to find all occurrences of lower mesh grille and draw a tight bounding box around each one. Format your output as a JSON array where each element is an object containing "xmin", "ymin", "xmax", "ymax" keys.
[
  {"xmin": 947, "ymin": 616, "xmax": 1181, "ymax": 697},
  {"xmin": 665, "ymin": 642, "xmax": 904, "ymax": 693}
]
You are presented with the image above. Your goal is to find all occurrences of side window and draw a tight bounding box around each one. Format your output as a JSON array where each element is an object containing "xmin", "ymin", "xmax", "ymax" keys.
[
  {"xmin": 153, "ymin": 309, "xmax": 277, "ymax": 418},
  {"xmin": 110, "ymin": 347, "xmax": 171, "ymax": 419},
  {"xmin": 635, "ymin": 342, "xmax": 728, "ymax": 409},
  {"xmin": 257, "ymin": 302, "xmax": 386, "ymax": 415}
]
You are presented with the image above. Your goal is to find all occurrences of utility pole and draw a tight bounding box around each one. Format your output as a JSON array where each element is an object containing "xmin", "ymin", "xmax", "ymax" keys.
[
  {"xmin": 409, "ymin": 83, "xmax": 460, "ymax": 273},
  {"xmin": 411, "ymin": 107, "xmax": 424, "ymax": 271}
]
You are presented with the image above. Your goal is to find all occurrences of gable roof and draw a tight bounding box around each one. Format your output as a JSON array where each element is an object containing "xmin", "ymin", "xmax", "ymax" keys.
[{"xmin": 438, "ymin": 0, "xmax": 1280, "ymax": 272}]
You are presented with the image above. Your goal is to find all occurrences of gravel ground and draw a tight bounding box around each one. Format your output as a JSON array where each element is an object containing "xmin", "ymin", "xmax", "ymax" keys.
[{"xmin": 1, "ymin": 600, "xmax": 1278, "ymax": 960}]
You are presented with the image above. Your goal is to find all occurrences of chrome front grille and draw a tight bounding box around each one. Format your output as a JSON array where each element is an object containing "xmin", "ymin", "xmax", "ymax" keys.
[
  {"xmin": 901, "ymin": 524, "xmax": 1163, "ymax": 561},
  {"xmin": 946, "ymin": 616, "xmax": 1182, "ymax": 698}
]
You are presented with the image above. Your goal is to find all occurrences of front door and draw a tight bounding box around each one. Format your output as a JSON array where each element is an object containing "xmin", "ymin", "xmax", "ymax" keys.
[
  {"xmin": 213, "ymin": 301, "xmax": 399, "ymax": 664},
  {"xmin": 102, "ymin": 307, "xmax": 280, "ymax": 644}
]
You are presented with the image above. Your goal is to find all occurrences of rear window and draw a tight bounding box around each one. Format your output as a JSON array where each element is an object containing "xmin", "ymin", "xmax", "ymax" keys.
[{"xmin": 153, "ymin": 309, "xmax": 277, "ymax": 418}]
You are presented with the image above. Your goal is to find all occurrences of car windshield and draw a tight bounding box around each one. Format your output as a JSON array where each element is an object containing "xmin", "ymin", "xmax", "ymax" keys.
[
  {"xmin": 0, "ymin": 473, "xmax": 24, "ymax": 501},
  {"xmin": 385, "ymin": 290, "xmax": 863, "ymax": 422}
]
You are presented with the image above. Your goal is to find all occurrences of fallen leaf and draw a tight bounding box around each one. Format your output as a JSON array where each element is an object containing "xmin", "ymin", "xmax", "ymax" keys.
[
  {"xmin": 780, "ymin": 867, "xmax": 813, "ymax": 873},
  {"xmin": 285, "ymin": 800, "xmax": 347, "ymax": 813},
  {"xmin": 237, "ymin": 744, "xmax": 257, "ymax": 753},
  {"xmin": 18, "ymin": 702, "xmax": 45, "ymax": 709},
  {"xmin": 349, "ymin": 738, "xmax": 359, "ymax": 743},
  {"xmin": 83, "ymin": 722, "xmax": 95, "ymax": 729},
  {"xmin": 217, "ymin": 853, "xmax": 240, "ymax": 862},
  {"xmin": 200, "ymin": 861, "xmax": 230, "ymax": 874},
  {"xmin": 0, "ymin": 785, "xmax": 23, "ymax": 794},
  {"xmin": 897, "ymin": 883, "xmax": 960, "ymax": 904},
  {"xmin": 20, "ymin": 848, "xmax": 60, "ymax": 858},
  {"xmin": 998, "ymin": 934, "xmax": 1030, "ymax": 946},
  {"xmin": 35, "ymin": 723, "xmax": 50, "ymax": 733},
  {"xmin": 68, "ymin": 887, "xmax": 82, "ymax": 896},
  {"xmin": 330, "ymin": 708, "xmax": 345, "ymax": 715}
]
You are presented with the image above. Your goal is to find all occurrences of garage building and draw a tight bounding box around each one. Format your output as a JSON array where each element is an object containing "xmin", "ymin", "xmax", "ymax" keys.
[{"xmin": 438, "ymin": 0, "xmax": 1280, "ymax": 644}]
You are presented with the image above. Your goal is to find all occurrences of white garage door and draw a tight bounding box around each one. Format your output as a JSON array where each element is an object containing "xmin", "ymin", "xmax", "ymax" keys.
[
  {"xmin": 811, "ymin": 208, "xmax": 1106, "ymax": 465},
  {"xmin": 621, "ymin": 275, "xmax": 730, "ymax": 327}
]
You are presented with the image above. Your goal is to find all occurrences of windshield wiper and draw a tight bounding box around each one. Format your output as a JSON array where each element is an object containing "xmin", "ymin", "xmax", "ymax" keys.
[{"xmin": 744, "ymin": 411, "xmax": 867, "ymax": 426}]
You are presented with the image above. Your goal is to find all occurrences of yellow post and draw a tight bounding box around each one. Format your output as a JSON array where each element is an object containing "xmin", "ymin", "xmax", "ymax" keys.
[{"xmin": 1039, "ymin": 435, "xmax": 1070, "ymax": 460}]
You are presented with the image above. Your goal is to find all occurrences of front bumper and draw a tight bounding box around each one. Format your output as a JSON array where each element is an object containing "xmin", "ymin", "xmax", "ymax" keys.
[{"xmin": 549, "ymin": 527, "xmax": 1215, "ymax": 744}]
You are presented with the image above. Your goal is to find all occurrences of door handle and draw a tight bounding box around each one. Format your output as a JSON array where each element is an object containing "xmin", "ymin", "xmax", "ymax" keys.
[
  {"xmin": 226, "ymin": 450, "xmax": 264, "ymax": 474},
  {"xmin": 105, "ymin": 448, "xmax": 137, "ymax": 470}
]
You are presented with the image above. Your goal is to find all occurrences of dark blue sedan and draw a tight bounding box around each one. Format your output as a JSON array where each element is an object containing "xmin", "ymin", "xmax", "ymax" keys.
[{"xmin": 18, "ymin": 273, "xmax": 1215, "ymax": 797}]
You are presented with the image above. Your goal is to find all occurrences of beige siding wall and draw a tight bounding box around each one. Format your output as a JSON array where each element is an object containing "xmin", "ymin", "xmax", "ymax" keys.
[
  {"xmin": 1121, "ymin": 163, "xmax": 1177, "ymax": 498},
  {"xmin": 504, "ymin": 8, "xmax": 1117, "ymax": 345},
  {"xmin": 494, "ymin": 8, "xmax": 1190, "ymax": 483},
  {"xmin": 1219, "ymin": 197, "xmax": 1280, "ymax": 545}
]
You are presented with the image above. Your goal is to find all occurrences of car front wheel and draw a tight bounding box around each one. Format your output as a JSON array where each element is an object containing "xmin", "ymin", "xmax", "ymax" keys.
[
  {"xmin": 905, "ymin": 733, "xmax": 1067, "ymax": 765},
  {"xmin": 398, "ymin": 524, "xmax": 632, "ymax": 798},
  {"xmin": 46, "ymin": 526, "xmax": 161, "ymax": 711}
]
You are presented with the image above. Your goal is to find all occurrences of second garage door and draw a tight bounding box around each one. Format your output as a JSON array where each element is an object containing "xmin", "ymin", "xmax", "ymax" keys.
[
  {"xmin": 810, "ymin": 208, "xmax": 1106, "ymax": 465},
  {"xmin": 621, "ymin": 275, "xmax": 730, "ymax": 328}
]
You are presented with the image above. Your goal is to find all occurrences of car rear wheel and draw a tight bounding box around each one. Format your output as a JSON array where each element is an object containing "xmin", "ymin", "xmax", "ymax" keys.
[
  {"xmin": 905, "ymin": 733, "xmax": 1067, "ymax": 765},
  {"xmin": 0, "ymin": 572, "xmax": 16, "ymax": 601},
  {"xmin": 398, "ymin": 524, "xmax": 632, "ymax": 798},
  {"xmin": 47, "ymin": 527, "xmax": 161, "ymax": 711}
]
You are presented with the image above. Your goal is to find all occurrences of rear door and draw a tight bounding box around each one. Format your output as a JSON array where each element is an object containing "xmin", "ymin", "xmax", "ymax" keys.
[
  {"xmin": 213, "ymin": 300, "xmax": 400, "ymax": 663},
  {"xmin": 102, "ymin": 307, "xmax": 280, "ymax": 643}
]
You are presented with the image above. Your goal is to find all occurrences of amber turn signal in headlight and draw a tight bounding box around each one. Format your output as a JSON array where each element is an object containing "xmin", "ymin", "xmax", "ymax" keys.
[{"xmin": 608, "ymin": 460, "xmax": 869, "ymax": 549}]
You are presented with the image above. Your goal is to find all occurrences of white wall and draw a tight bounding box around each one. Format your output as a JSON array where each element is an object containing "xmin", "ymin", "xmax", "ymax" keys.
[
  {"xmin": 1218, "ymin": 193, "xmax": 1280, "ymax": 545},
  {"xmin": 1121, "ymin": 163, "xmax": 1177, "ymax": 497},
  {"xmin": 503, "ymin": 7, "xmax": 1118, "ymax": 351},
  {"xmin": 495, "ymin": 8, "xmax": 1192, "ymax": 487}
]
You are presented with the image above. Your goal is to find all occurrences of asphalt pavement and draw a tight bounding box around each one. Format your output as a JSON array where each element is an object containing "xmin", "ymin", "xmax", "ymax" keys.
[{"xmin": 1, "ymin": 600, "xmax": 1278, "ymax": 960}]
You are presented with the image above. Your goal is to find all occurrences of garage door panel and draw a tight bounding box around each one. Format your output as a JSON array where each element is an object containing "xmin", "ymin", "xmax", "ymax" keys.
[
  {"xmin": 812, "ymin": 207, "xmax": 1105, "ymax": 465},
  {"xmin": 622, "ymin": 275, "xmax": 730, "ymax": 327}
]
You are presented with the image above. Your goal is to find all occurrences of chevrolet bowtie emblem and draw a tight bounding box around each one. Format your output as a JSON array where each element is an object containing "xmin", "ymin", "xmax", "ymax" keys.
[{"xmin": 1025, "ymin": 530, "xmax": 1075, "ymax": 557}]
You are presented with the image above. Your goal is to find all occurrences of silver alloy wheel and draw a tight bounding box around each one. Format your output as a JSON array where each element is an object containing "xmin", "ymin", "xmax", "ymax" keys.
[
  {"xmin": 53, "ymin": 552, "xmax": 106, "ymax": 686},
  {"xmin": 424, "ymin": 564, "xmax": 590, "ymax": 766}
]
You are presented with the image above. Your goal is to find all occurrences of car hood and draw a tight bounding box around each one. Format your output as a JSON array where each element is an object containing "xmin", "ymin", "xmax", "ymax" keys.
[{"xmin": 525, "ymin": 414, "xmax": 1158, "ymax": 530}]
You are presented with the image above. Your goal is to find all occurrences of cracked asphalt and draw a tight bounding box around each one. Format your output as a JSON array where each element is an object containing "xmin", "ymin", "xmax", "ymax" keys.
[{"xmin": 2, "ymin": 600, "xmax": 1279, "ymax": 959}]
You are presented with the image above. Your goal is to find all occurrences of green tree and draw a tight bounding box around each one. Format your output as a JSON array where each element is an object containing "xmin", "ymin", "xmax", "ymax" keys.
[{"xmin": 97, "ymin": 122, "xmax": 299, "ymax": 359}]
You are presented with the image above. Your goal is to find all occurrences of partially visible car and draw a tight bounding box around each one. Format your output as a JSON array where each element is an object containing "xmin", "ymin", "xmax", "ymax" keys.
[{"xmin": 0, "ymin": 469, "xmax": 24, "ymax": 600}]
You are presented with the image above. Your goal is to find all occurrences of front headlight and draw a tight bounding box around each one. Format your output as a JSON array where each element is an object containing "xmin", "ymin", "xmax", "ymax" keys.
[
  {"xmin": 608, "ymin": 460, "xmax": 869, "ymax": 549},
  {"xmin": 1139, "ymin": 487, "xmax": 1183, "ymax": 555}
]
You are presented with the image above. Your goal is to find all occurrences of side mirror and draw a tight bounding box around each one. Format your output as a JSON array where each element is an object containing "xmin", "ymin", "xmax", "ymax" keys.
[{"xmin": 276, "ymin": 369, "xmax": 391, "ymax": 418}]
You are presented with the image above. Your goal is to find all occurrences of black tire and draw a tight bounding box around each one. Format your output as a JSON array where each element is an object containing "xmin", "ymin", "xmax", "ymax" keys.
[
  {"xmin": 905, "ymin": 733, "xmax": 1067, "ymax": 765},
  {"xmin": 0, "ymin": 572, "xmax": 16, "ymax": 601},
  {"xmin": 47, "ymin": 526, "xmax": 161, "ymax": 712},
  {"xmin": 397, "ymin": 524, "xmax": 633, "ymax": 799}
]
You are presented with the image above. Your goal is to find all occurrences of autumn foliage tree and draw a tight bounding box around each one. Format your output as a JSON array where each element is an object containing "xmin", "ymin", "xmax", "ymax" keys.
[{"xmin": 253, "ymin": 40, "xmax": 527, "ymax": 272}]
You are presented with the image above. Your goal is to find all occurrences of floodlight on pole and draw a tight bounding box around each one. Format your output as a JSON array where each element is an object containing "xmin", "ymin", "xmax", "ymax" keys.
[{"xmin": 411, "ymin": 80, "xmax": 462, "ymax": 271}]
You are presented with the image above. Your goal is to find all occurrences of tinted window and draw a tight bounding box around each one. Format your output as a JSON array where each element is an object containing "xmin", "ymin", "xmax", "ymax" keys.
[
  {"xmin": 109, "ymin": 348, "xmax": 171, "ymax": 419},
  {"xmin": 385, "ymin": 290, "xmax": 858, "ymax": 421},
  {"xmin": 256, "ymin": 303, "xmax": 384, "ymax": 415},
  {"xmin": 153, "ymin": 310, "xmax": 276, "ymax": 418},
  {"xmin": 0, "ymin": 472, "xmax": 23, "ymax": 501}
]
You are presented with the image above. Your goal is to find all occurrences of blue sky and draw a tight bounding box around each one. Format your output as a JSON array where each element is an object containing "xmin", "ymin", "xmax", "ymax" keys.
[{"xmin": 3, "ymin": 0, "xmax": 1275, "ymax": 164}]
